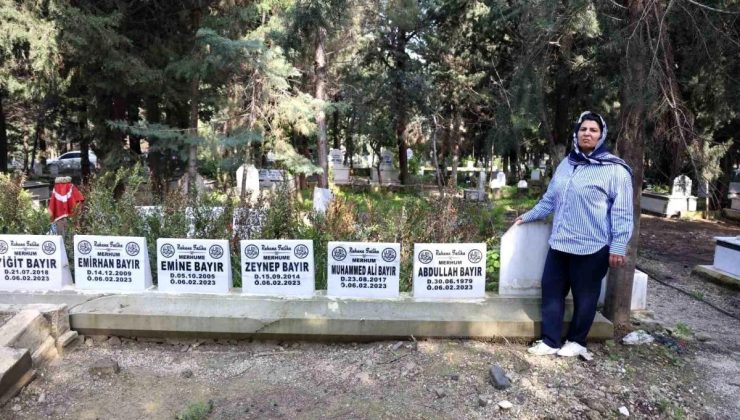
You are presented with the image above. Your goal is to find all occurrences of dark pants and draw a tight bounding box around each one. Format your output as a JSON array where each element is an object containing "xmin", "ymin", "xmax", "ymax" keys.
[{"xmin": 540, "ymin": 246, "xmax": 610, "ymax": 348}]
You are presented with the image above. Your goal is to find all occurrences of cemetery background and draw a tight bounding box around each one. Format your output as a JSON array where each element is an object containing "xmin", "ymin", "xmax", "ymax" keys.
[{"xmin": 2, "ymin": 0, "xmax": 740, "ymax": 418}]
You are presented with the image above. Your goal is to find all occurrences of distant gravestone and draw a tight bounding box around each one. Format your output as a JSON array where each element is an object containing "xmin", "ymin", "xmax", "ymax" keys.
[
  {"xmin": 0, "ymin": 235, "xmax": 72, "ymax": 291},
  {"xmin": 671, "ymin": 175, "xmax": 692, "ymax": 197},
  {"xmin": 156, "ymin": 238, "xmax": 232, "ymax": 294},
  {"xmin": 313, "ymin": 187, "xmax": 333, "ymax": 214},
  {"xmin": 330, "ymin": 148, "xmax": 350, "ymax": 184},
  {"xmin": 235, "ymin": 164, "xmax": 260, "ymax": 196},
  {"xmin": 380, "ymin": 150, "xmax": 393, "ymax": 169},
  {"xmin": 489, "ymin": 172, "xmax": 506, "ymax": 190},
  {"xmin": 412, "ymin": 243, "xmax": 486, "ymax": 299},
  {"xmin": 478, "ymin": 171, "xmax": 487, "ymax": 192},
  {"xmin": 530, "ymin": 169, "xmax": 542, "ymax": 181},
  {"xmin": 329, "ymin": 149, "xmax": 344, "ymax": 166},
  {"xmin": 498, "ymin": 222, "xmax": 551, "ymax": 296},
  {"xmin": 74, "ymin": 235, "xmax": 152, "ymax": 291},
  {"xmin": 326, "ymin": 241, "xmax": 401, "ymax": 298},
  {"xmin": 232, "ymin": 208, "xmax": 265, "ymax": 239},
  {"xmin": 241, "ymin": 239, "xmax": 314, "ymax": 297}
]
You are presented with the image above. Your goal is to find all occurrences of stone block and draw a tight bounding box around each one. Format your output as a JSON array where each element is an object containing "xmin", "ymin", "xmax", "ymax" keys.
[
  {"xmin": 0, "ymin": 310, "xmax": 50, "ymax": 350},
  {"xmin": 41, "ymin": 304, "xmax": 70, "ymax": 339},
  {"xmin": 31, "ymin": 336, "xmax": 58, "ymax": 366},
  {"xmin": 0, "ymin": 347, "xmax": 32, "ymax": 404},
  {"xmin": 693, "ymin": 265, "xmax": 740, "ymax": 291},
  {"xmin": 731, "ymin": 198, "xmax": 740, "ymax": 211},
  {"xmin": 65, "ymin": 292, "xmax": 612, "ymax": 340},
  {"xmin": 56, "ymin": 330, "xmax": 79, "ymax": 348},
  {"xmin": 713, "ymin": 237, "xmax": 740, "ymax": 277}
]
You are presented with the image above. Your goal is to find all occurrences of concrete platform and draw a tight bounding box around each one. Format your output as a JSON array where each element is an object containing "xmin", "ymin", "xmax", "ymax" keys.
[
  {"xmin": 693, "ymin": 265, "xmax": 740, "ymax": 291},
  {"xmin": 723, "ymin": 208, "xmax": 740, "ymax": 222},
  {"xmin": 0, "ymin": 291, "xmax": 613, "ymax": 341}
]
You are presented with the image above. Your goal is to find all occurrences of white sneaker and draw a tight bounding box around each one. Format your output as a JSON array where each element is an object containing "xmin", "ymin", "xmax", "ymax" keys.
[
  {"xmin": 527, "ymin": 340, "xmax": 560, "ymax": 356},
  {"xmin": 557, "ymin": 340, "xmax": 587, "ymax": 357}
]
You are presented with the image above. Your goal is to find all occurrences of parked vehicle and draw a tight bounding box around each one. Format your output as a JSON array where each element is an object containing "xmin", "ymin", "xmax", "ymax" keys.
[
  {"xmin": 730, "ymin": 168, "xmax": 740, "ymax": 198},
  {"xmin": 46, "ymin": 151, "xmax": 98, "ymax": 174}
]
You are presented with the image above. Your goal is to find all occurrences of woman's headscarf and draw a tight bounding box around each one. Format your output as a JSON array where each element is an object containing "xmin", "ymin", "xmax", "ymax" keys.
[{"xmin": 567, "ymin": 111, "xmax": 632, "ymax": 175}]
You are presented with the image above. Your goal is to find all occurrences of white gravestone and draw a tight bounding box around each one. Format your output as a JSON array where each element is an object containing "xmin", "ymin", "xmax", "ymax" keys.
[
  {"xmin": 235, "ymin": 164, "xmax": 260, "ymax": 196},
  {"xmin": 241, "ymin": 239, "xmax": 315, "ymax": 297},
  {"xmin": 598, "ymin": 269, "xmax": 648, "ymax": 310},
  {"xmin": 489, "ymin": 172, "xmax": 506, "ymax": 189},
  {"xmin": 412, "ymin": 243, "xmax": 486, "ymax": 299},
  {"xmin": 371, "ymin": 150, "xmax": 399, "ymax": 184},
  {"xmin": 330, "ymin": 148, "xmax": 350, "ymax": 184},
  {"xmin": 499, "ymin": 222, "xmax": 648, "ymax": 309},
  {"xmin": 0, "ymin": 235, "xmax": 72, "ymax": 291},
  {"xmin": 713, "ymin": 236, "xmax": 740, "ymax": 277},
  {"xmin": 327, "ymin": 242, "xmax": 401, "ymax": 298},
  {"xmin": 671, "ymin": 175, "xmax": 692, "ymax": 197},
  {"xmin": 641, "ymin": 175, "xmax": 697, "ymax": 216},
  {"xmin": 517, "ymin": 180, "xmax": 528, "ymax": 189},
  {"xmin": 530, "ymin": 169, "xmax": 542, "ymax": 181},
  {"xmin": 74, "ymin": 235, "xmax": 152, "ymax": 292},
  {"xmin": 156, "ymin": 238, "xmax": 232, "ymax": 294},
  {"xmin": 313, "ymin": 187, "xmax": 333, "ymax": 214},
  {"xmin": 499, "ymin": 222, "xmax": 552, "ymax": 296}
]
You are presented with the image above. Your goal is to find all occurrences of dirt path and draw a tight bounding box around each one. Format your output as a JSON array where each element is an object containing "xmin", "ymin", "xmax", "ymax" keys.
[
  {"xmin": 637, "ymin": 215, "xmax": 740, "ymax": 418},
  {"xmin": 0, "ymin": 334, "xmax": 725, "ymax": 420}
]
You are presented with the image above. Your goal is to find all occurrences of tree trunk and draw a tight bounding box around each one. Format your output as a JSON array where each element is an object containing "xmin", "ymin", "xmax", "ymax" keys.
[
  {"xmin": 332, "ymin": 99, "xmax": 340, "ymax": 150},
  {"xmin": 186, "ymin": 8, "xmax": 203, "ymax": 197},
  {"xmin": 127, "ymin": 98, "xmax": 142, "ymax": 155},
  {"xmin": 0, "ymin": 91, "xmax": 8, "ymax": 173},
  {"xmin": 29, "ymin": 113, "xmax": 44, "ymax": 176},
  {"xmin": 392, "ymin": 32, "xmax": 410, "ymax": 185},
  {"xmin": 450, "ymin": 111, "xmax": 461, "ymax": 188},
  {"xmin": 431, "ymin": 115, "xmax": 443, "ymax": 191},
  {"xmin": 187, "ymin": 74, "xmax": 199, "ymax": 196},
  {"xmin": 315, "ymin": 27, "xmax": 329, "ymax": 188},
  {"xmin": 604, "ymin": 0, "xmax": 649, "ymax": 328}
]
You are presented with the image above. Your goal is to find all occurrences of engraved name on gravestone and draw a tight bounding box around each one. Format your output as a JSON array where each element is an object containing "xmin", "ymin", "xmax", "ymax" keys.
[
  {"xmin": 413, "ymin": 243, "xmax": 486, "ymax": 299},
  {"xmin": 156, "ymin": 238, "xmax": 232, "ymax": 294},
  {"xmin": 0, "ymin": 235, "xmax": 72, "ymax": 291},
  {"xmin": 327, "ymin": 241, "xmax": 401, "ymax": 298},
  {"xmin": 241, "ymin": 239, "xmax": 315, "ymax": 297},
  {"xmin": 74, "ymin": 235, "xmax": 152, "ymax": 291}
]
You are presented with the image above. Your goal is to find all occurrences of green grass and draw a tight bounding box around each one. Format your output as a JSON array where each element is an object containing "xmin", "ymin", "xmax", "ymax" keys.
[
  {"xmin": 176, "ymin": 401, "xmax": 213, "ymax": 420},
  {"xmin": 674, "ymin": 322, "xmax": 692, "ymax": 338}
]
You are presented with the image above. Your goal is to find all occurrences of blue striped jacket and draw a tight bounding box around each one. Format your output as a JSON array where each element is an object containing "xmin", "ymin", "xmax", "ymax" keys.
[{"xmin": 520, "ymin": 159, "xmax": 634, "ymax": 256}]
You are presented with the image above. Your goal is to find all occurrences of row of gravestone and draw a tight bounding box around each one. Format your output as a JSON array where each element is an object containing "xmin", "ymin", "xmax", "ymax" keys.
[{"xmin": 0, "ymin": 234, "xmax": 487, "ymax": 300}]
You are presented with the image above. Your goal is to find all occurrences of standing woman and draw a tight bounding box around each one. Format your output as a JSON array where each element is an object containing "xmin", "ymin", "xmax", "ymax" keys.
[{"xmin": 516, "ymin": 111, "xmax": 634, "ymax": 357}]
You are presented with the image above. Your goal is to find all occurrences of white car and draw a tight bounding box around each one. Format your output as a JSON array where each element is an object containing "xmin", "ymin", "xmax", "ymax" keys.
[
  {"xmin": 46, "ymin": 150, "xmax": 98, "ymax": 173},
  {"xmin": 730, "ymin": 169, "xmax": 740, "ymax": 199}
]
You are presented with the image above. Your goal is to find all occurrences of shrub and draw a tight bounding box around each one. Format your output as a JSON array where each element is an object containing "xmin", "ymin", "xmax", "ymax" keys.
[
  {"xmin": 73, "ymin": 165, "xmax": 148, "ymax": 237},
  {"xmin": 0, "ymin": 173, "xmax": 49, "ymax": 235}
]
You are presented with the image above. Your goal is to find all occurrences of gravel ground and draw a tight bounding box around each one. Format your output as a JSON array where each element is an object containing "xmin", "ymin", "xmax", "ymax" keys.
[
  {"xmin": 0, "ymin": 334, "xmax": 726, "ymax": 419},
  {"xmin": 637, "ymin": 215, "xmax": 740, "ymax": 418}
]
